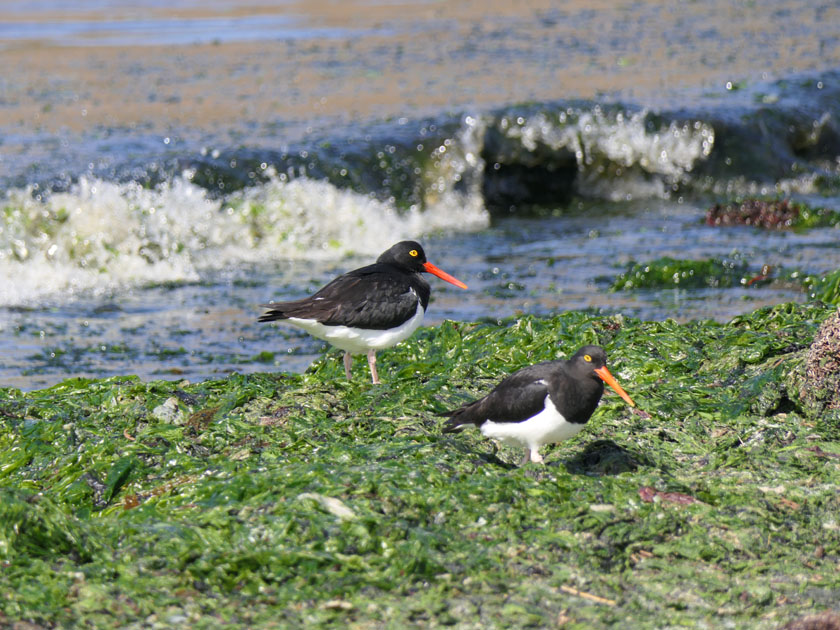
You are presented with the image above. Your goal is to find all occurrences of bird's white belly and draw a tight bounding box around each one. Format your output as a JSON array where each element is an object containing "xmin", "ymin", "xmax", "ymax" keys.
[
  {"xmin": 287, "ymin": 302, "xmax": 425, "ymax": 355},
  {"xmin": 480, "ymin": 394, "xmax": 585, "ymax": 449}
]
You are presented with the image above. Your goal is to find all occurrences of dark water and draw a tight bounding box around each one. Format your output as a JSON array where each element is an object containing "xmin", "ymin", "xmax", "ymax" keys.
[{"xmin": 2, "ymin": 4, "xmax": 840, "ymax": 389}]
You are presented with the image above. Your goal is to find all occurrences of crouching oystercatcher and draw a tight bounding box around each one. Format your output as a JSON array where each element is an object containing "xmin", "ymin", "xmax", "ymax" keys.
[
  {"xmin": 440, "ymin": 345, "xmax": 635, "ymax": 465},
  {"xmin": 259, "ymin": 240, "xmax": 467, "ymax": 384}
]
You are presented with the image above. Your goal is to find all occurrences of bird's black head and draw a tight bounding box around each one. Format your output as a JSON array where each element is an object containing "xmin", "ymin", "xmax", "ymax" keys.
[
  {"xmin": 568, "ymin": 345, "xmax": 635, "ymax": 407},
  {"xmin": 568, "ymin": 345, "xmax": 609, "ymax": 376},
  {"xmin": 377, "ymin": 240, "xmax": 427, "ymax": 271},
  {"xmin": 377, "ymin": 240, "xmax": 468, "ymax": 289}
]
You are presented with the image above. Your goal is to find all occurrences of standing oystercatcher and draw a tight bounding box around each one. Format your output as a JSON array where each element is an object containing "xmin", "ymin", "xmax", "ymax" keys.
[
  {"xmin": 440, "ymin": 345, "xmax": 635, "ymax": 465},
  {"xmin": 259, "ymin": 240, "xmax": 468, "ymax": 384}
]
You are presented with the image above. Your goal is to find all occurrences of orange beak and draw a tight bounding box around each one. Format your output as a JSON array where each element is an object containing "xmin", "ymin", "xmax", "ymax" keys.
[
  {"xmin": 594, "ymin": 365, "xmax": 635, "ymax": 407},
  {"xmin": 422, "ymin": 261, "xmax": 468, "ymax": 289}
]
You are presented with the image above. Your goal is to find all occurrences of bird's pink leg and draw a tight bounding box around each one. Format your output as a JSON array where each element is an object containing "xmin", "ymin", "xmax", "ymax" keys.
[
  {"xmin": 343, "ymin": 352, "xmax": 353, "ymax": 380},
  {"xmin": 367, "ymin": 349, "xmax": 380, "ymax": 384},
  {"xmin": 520, "ymin": 448, "xmax": 544, "ymax": 466}
]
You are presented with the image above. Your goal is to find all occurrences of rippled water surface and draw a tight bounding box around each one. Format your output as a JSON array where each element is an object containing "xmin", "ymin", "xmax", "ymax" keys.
[
  {"xmin": 1, "ymin": 0, "xmax": 839, "ymax": 389},
  {"xmin": 2, "ymin": 197, "xmax": 838, "ymax": 390}
]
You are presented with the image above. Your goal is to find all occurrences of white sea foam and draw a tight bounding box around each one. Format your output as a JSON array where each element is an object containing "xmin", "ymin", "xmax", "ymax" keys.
[{"xmin": 0, "ymin": 172, "xmax": 489, "ymax": 306}]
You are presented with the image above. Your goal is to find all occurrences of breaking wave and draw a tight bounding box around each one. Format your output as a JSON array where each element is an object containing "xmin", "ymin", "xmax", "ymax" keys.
[
  {"xmin": 0, "ymin": 173, "xmax": 488, "ymax": 305},
  {"xmin": 3, "ymin": 70, "xmax": 840, "ymax": 305}
]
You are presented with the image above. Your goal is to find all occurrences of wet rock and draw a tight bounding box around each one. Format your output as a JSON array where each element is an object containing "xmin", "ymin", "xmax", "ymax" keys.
[
  {"xmin": 152, "ymin": 396, "xmax": 186, "ymax": 424},
  {"xmin": 800, "ymin": 308, "xmax": 840, "ymax": 413}
]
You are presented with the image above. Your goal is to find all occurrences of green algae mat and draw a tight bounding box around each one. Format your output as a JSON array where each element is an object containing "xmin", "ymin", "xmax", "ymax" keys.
[{"xmin": 2, "ymin": 303, "xmax": 839, "ymax": 629}]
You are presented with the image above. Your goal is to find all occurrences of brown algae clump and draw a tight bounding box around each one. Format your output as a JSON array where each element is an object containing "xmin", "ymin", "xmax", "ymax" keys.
[
  {"xmin": 779, "ymin": 611, "xmax": 840, "ymax": 630},
  {"xmin": 706, "ymin": 198, "xmax": 840, "ymax": 230},
  {"xmin": 801, "ymin": 308, "xmax": 840, "ymax": 412}
]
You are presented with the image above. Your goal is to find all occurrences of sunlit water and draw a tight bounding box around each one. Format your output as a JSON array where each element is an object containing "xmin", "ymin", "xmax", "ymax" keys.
[
  {"xmin": 2, "ymin": 195, "xmax": 838, "ymax": 390},
  {"xmin": 2, "ymin": 0, "xmax": 840, "ymax": 389}
]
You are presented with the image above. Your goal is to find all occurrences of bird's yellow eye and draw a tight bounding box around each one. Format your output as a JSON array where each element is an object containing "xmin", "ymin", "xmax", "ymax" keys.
[
  {"xmin": 409, "ymin": 249, "xmax": 419, "ymax": 257},
  {"xmin": 584, "ymin": 354, "xmax": 592, "ymax": 362}
]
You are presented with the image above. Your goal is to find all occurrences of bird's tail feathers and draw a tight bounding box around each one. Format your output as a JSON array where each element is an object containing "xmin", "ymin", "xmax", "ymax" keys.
[
  {"xmin": 258, "ymin": 310, "xmax": 287, "ymax": 322},
  {"xmin": 258, "ymin": 300, "xmax": 311, "ymax": 322},
  {"xmin": 257, "ymin": 311, "xmax": 288, "ymax": 322},
  {"xmin": 441, "ymin": 421, "xmax": 472, "ymax": 434},
  {"xmin": 438, "ymin": 408, "xmax": 479, "ymax": 434}
]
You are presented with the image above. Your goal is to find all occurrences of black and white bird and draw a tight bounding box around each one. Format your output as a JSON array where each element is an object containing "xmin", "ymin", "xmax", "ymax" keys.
[
  {"xmin": 259, "ymin": 240, "xmax": 467, "ymax": 384},
  {"xmin": 440, "ymin": 345, "xmax": 635, "ymax": 465}
]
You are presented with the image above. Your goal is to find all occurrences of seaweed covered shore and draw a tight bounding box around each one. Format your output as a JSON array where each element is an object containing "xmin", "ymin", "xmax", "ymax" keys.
[{"xmin": 2, "ymin": 301, "xmax": 839, "ymax": 629}]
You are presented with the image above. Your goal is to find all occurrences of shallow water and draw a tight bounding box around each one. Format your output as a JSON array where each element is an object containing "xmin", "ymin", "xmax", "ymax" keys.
[
  {"xmin": 1, "ymin": 0, "xmax": 840, "ymax": 389},
  {"xmin": 2, "ymin": 196, "xmax": 838, "ymax": 390}
]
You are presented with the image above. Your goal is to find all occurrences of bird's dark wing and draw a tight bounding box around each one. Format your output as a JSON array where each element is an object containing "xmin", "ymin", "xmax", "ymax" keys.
[
  {"xmin": 259, "ymin": 264, "xmax": 425, "ymax": 330},
  {"xmin": 441, "ymin": 362, "xmax": 558, "ymax": 432}
]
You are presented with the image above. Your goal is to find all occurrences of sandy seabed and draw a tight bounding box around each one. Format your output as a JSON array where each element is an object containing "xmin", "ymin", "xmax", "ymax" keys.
[{"xmin": 1, "ymin": 0, "xmax": 839, "ymax": 160}]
